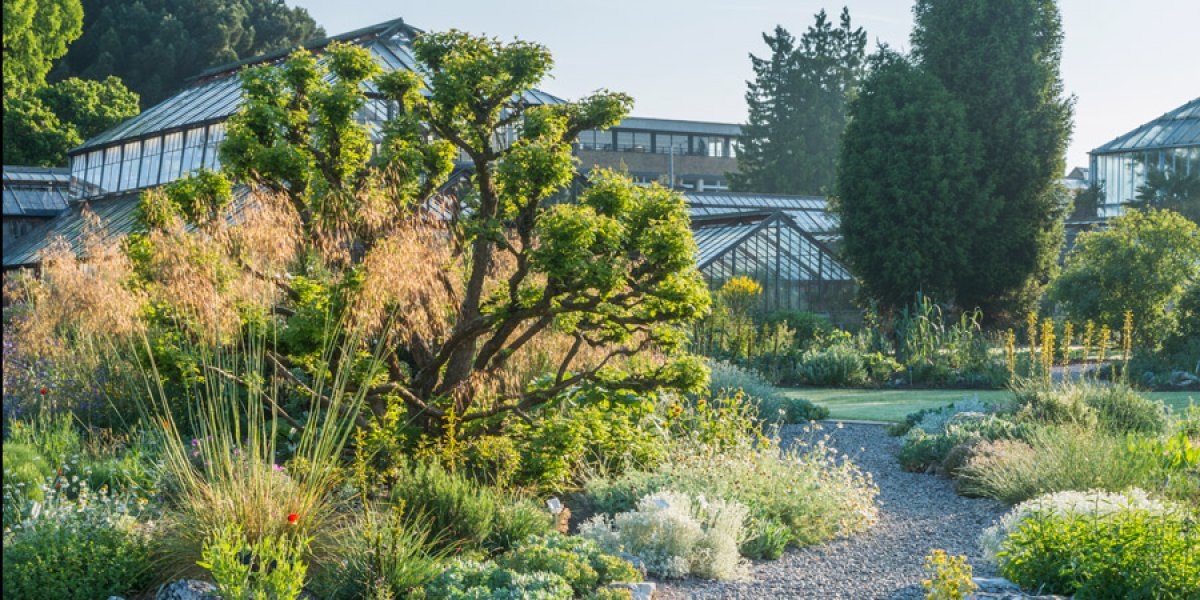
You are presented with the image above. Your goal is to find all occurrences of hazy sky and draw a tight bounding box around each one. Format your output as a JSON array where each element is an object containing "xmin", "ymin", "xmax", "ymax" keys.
[{"xmin": 292, "ymin": 0, "xmax": 1199, "ymax": 170}]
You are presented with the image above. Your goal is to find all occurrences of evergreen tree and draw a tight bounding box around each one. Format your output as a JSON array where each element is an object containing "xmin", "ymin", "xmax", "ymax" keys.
[
  {"xmin": 835, "ymin": 51, "xmax": 983, "ymax": 311},
  {"xmin": 732, "ymin": 8, "xmax": 866, "ymax": 195},
  {"xmin": 51, "ymin": 0, "xmax": 323, "ymax": 107},
  {"xmin": 912, "ymin": 0, "xmax": 1073, "ymax": 319}
]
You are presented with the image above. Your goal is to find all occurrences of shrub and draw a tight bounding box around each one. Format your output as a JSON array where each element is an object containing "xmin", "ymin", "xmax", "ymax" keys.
[
  {"xmin": 498, "ymin": 534, "xmax": 640, "ymax": 596},
  {"xmin": 794, "ymin": 341, "xmax": 868, "ymax": 387},
  {"xmin": 581, "ymin": 490, "xmax": 748, "ymax": 580},
  {"xmin": 989, "ymin": 492, "xmax": 1199, "ymax": 597},
  {"xmin": 486, "ymin": 496, "xmax": 556, "ymax": 553},
  {"xmin": 392, "ymin": 460, "xmax": 498, "ymax": 551},
  {"xmin": 921, "ymin": 549, "xmax": 976, "ymax": 600},
  {"xmin": 309, "ymin": 506, "xmax": 445, "ymax": 600},
  {"xmin": 978, "ymin": 488, "xmax": 1182, "ymax": 563},
  {"xmin": 198, "ymin": 524, "xmax": 309, "ymax": 600},
  {"xmin": 707, "ymin": 360, "xmax": 827, "ymax": 423},
  {"xmin": 423, "ymin": 559, "xmax": 573, "ymax": 600},
  {"xmin": 1081, "ymin": 384, "xmax": 1168, "ymax": 435},
  {"xmin": 585, "ymin": 433, "xmax": 878, "ymax": 550},
  {"xmin": 762, "ymin": 310, "xmax": 833, "ymax": 346},
  {"xmin": 739, "ymin": 515, "xmax": 790, "ymax": 560},
  {"xmin": 510, "ymin": 386, "xmax": 667, "ymax": 488},
  {"xmin": 957, "ymin": 427, "xmax": 1166, "ymax": 504},
  {"xmin": 1010, "ymin": 381, "xmax": 1098, "ymax": 429},
  {"xmin": 2, "ymin": 476, "xmax": 154, "ymax": 600}
]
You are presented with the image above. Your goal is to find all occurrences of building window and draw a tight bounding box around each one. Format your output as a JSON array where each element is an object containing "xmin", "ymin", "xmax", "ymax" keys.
[
  {"xmin": 653, "ymin": 133, "xmax": 688, "ymax": 155},
  {"xmin": 139, "ymin": 136, "xmax": 163, "ymax": 188},
  {"xmin": 203, "ymin": 123, "xmax": 226, "ymax": 170},
  {"xmin": 84, "ymin": 150, "xmax": 103, "ymax": 188},
  {"xmin": 161, "ymin": 131, "xmax": 185, "ymax": 182},
  {"xmin": 180, "ymin": 127, "xmax": 207, "ymax": 175},
  {"xmin": 119, "ymin": 141, "xmax": 142, "ymax": 191},
  {"xmin": 617, "ymin": 131, "xmax": 651, "ymax": 152},
  {"xmin": 577, "ymin": 130, "xmax": 612, "ymax": 151},
  {"xmin": 101, "ymin": 145, "xmax": 122, "ymax": 192}
]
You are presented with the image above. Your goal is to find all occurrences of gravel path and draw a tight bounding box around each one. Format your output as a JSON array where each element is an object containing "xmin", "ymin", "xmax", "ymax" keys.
[{"xmin": 656, "ymin": 422, "xmax": 1006, "ymax": 600}]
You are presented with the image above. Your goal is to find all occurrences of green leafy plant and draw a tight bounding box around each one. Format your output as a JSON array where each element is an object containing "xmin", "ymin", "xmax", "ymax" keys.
[
  {"xmin": 2, "ymin": 474, "xmax": 154, "ymax": 600},
  {"xmin": 998, "ymin": 507, "xmax": 1200, "ymax": 597},
  {"xmin": 423, "ymin": 559, "xmax": 573, "ymax": 600},
  {"xmin": 498, "ymin": 534, "xmax": 640, "ymax": 596},
  {"xmin": 198, "ymin": 524, "xmax": 310, "ymax": 600},
  {"xmin": 308, "ymin": 505, "xmax": 446, "ymax": 600}
]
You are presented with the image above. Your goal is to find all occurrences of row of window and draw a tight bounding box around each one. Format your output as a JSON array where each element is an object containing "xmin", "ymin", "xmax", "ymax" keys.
[
  {"xmin": 1090, "ymin": 146, "xmax": 1199, "ymax": 214},
  {"xmin": 576, "ymin": 130, "xmax": 738, "ymax": 158},
  {"xmin": 72, "ymin": 124, "xmax": 227, "ymax": 195}
]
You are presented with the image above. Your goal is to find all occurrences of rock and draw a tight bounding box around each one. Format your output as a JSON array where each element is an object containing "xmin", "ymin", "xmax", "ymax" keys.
[
  {"xmin": 607, "ymin": 582, "xmax": 656, "ymax": 600},
  {"xmin": 973, "ymin": 577, "xmax": 1023, "ymax": 593},
  {"xmin": 616, "ymin": 552, "xmax": 648, "ymax": 578},
  {"xmin": 156, "ymin": 579, "xmax": 217, "ymax": 600}
]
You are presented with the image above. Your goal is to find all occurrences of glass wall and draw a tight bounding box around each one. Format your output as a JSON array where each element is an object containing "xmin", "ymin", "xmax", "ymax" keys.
[
  {"xmin": 698, "ymin": 217, "xmax": 853, "ymax": 313},
  {"xmin": 160, "ymin": 131, "xmax": 185, "ymax": 183},
  {"xmin": 203, "ymin": 123, "xmax": 226, "ymax": 170},
  {"xmin": 576, "ymin": 130, "xmax": 613, "ymax": 151},
  {"xmin": 1090, "ymin": 146, "xmax": 1200, "ymax": 216},
  {"xmin": 101, "ymin": 146, "xmax": 122, "ymax": 191},
  {"xmin": 653, "ymin": 133, "xmax": 689, "ymax": 155},
  {"xmin": 180, "ymin": 127, "xmax": 207, "ymax": 175}
]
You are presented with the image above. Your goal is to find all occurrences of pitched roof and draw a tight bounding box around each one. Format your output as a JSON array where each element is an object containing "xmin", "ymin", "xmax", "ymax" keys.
[
  {"xmin": 1091, "ymin": 97, "xmax": 1200, "ymax": 155},
  {"xmin": 72, "ymin": 17, "xmax": 563, "ymax": 154},
  {"xmin": 3, "ymin": 166, "xmax": 72, "ymax": 217}
]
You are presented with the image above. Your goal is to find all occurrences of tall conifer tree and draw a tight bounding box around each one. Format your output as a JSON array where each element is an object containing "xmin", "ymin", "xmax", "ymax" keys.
[
  {"xmin": 733, "ymin": 8, "xmax": 866, "ymax": 195},
  {"xmin": 912, "ymin": 0, "xmax": 1073, "ymax": 318}
]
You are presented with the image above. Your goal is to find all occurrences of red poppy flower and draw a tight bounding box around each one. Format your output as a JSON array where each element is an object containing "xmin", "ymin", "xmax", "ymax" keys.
[
  {"xmin": 287, "ymin": 513, "xmax": 299, "ymax": 524},
  {"xmin": 39, "ymin": 387, "xmax": 49, "ymax": 395}
]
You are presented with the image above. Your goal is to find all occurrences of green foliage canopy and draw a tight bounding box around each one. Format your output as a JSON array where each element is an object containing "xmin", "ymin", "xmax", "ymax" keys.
[
  {"xmin": 2, "ymin": 0, "xmax": 83, "ymax": 95},
  {"xmin": 835, "ymin": 51, "xmax": 981, "ymax": 312},
  {"xmin": 732, "ymin": 8, "xmax": 866, "ymax": 195},
  {"xmin": 912, "ymin": 0, "xmax": 1074, "ymax": 318},
  {"xmin": 143, "ymin": 32, "xmax": 711, "ymax": 433},
  {"xmin": 1051, "ymin": 209, "xmax": 1200, "ymax": 347}
]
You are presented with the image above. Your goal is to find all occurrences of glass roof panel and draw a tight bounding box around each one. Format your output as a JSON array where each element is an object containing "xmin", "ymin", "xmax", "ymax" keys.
[{"xmin": 1091, "ymin": 97, "xmax": 1200, "ymax": 154}]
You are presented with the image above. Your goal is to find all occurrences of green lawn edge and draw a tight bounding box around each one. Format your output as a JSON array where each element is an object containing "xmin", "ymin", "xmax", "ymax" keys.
[{"xmin": 782, "ymin": 387, "xmax": 1198, "ymax": 423}]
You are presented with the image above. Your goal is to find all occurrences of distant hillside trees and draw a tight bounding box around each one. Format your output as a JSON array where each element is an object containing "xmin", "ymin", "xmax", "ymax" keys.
[
  {"xmin": 3, "ymin": 0, "xmax": 140, "ymax": 166},
  {"xmin": 733, "ymin": 7, "xmax": 866, "ymax": 195},
  {"xmin": 51, "ymin": 0, "xmax": 324, "ymax": 107}
]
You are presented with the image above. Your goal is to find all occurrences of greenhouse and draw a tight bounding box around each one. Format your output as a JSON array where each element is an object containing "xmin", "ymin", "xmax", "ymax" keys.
[
  {"xmin": 63, "ymin": 17, "xmax": 561, "ymax": 200},
  {"xmin": 684, "ymin": 192, "xmax": 855, "ymax": 319},
  {"xmin": 1088, "ymin": 97, "xmax": 1200, "ymax": 216}
]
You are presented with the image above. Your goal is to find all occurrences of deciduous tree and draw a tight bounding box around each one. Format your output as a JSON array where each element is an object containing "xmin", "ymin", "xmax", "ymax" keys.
[
  {"xmin": 1051, "ymin": 209, "xmax": 1200, "ymax": 347},
  {"xmin": 140, "ymin": 34, "xmax": 710, "ymax": 433}
]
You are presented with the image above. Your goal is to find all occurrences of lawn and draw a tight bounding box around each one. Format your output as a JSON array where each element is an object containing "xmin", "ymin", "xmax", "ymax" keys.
[{"xmin": 783, "ymin": 387, "xmax": 1199, "ymax": 423}]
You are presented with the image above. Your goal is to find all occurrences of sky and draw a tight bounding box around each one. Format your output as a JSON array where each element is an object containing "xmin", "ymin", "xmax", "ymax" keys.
[{"xmin": 292, "ymin": 0, "xmax": 1200, "ymax": 170}]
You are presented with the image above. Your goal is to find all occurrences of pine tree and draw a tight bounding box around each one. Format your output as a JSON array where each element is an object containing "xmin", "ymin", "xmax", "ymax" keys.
[
  {"xmin": 912, "ymin": 0, "xmax": 1073, "ymax": 319},
  {"xmin": 733, "ymin": 8, "xmax": 866, "ymax": 195}
]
